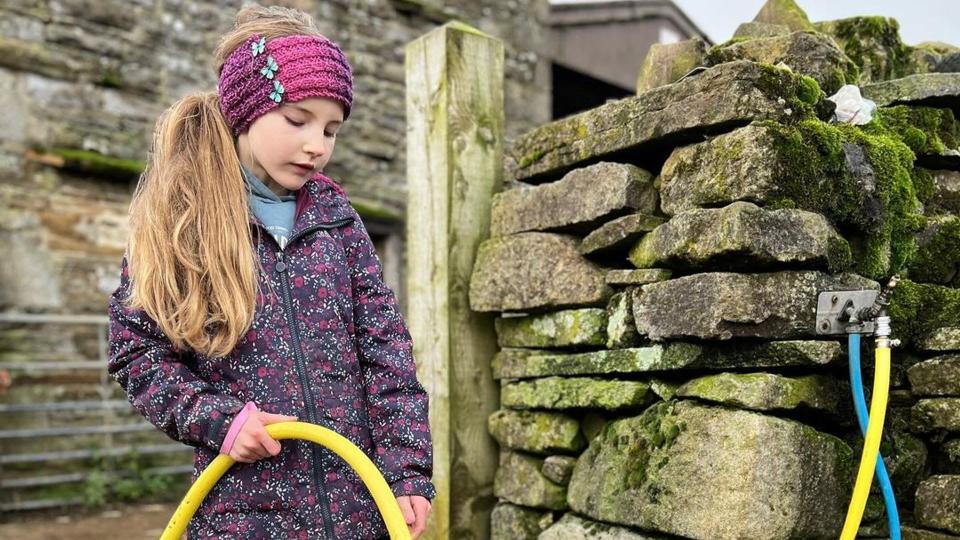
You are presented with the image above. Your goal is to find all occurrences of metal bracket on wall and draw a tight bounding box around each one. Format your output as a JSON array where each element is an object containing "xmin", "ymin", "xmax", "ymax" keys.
[{"xmin": 815, "ymin": 290, "xmax": 880, "ymax": 336}]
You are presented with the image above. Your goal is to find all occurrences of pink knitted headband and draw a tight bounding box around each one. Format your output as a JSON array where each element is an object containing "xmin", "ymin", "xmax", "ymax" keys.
[{"xmin": 218, "ymin": 33, "xmax": 353, "ymax": 135}]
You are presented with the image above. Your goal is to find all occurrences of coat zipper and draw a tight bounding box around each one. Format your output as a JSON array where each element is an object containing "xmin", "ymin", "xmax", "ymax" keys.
[{"xmin": 272, "ymin": 217, "xmax": 352, "ymax": 539}]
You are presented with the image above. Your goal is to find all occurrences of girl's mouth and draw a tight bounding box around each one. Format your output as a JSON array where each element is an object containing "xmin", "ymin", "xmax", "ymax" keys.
[{"xmin": 291, "ymin": 163, "xmax": 313, "ymax": 174}]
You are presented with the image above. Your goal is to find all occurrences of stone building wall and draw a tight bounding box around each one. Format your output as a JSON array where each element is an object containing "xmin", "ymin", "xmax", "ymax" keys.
[
  {"xmin": 470, "ymin": 2, "xmax": 960, "ymax": 538},
  {"xmin": 0, "ymin": 0, "xmax": 552, "ymax": 313}
]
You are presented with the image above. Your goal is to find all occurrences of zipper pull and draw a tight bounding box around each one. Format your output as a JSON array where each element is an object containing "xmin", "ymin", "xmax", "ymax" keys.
[{"xmin": 275, "ymin": 251, "xmax": 287, "ymax": 273}]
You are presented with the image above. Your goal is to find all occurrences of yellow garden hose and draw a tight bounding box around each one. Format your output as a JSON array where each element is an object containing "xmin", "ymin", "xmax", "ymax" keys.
[
  {"xmin": 839, "ymin": 344, "xmax": 891, "ymax": 539},
  {"xmin": 160, "ymin": 421, "xmax": 411, "ymax": 540}
]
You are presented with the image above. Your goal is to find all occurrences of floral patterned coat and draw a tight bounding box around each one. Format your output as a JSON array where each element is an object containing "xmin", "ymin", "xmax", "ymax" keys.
[{"xmin": 107, "ymin": 174, "xmax": 435, "ymax": 539}]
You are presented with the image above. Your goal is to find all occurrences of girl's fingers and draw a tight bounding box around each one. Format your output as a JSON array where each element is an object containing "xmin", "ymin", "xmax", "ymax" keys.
[
  {"xmin": 397, "ymin": 496, "xmax": 415, "ymax": 525},
  {"xmin": 252, "ymin": 425, "xmax": 282, "ymax": 456},
  {"xmin": 257, "ymin": 412, "xmax": 298, "ymax": 425},
  {"xmin": 411, "ymin": 497, "xmax": 430, "ymax": 537}
]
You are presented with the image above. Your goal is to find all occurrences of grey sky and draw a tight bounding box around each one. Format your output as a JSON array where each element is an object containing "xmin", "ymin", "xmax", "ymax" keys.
[
  {"xmin": 675, "ymin": 0, "xmax": 959, "ymax": 46},
  {"xmin": 554, "ymin": 0, "xmax": 960, "ymax": 46}
]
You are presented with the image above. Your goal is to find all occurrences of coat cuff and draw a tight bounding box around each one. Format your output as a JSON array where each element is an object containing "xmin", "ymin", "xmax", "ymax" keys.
[
  {"xmin": 200, "ymin": 397, "xmax": 247, "ymax": 452},
  {"xmin": 389, "ymin": 476, "xmax": 437, "ymax": 501}
]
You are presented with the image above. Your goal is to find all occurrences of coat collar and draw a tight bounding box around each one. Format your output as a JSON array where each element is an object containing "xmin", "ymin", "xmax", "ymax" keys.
[{"xmin": 249, "ymin": 172, "xmax": 354, "ymax": 240}]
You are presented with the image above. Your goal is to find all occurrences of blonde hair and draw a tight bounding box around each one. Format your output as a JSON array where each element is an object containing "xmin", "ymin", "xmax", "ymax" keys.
[{"xmin": 124, "ymin": 4, "xmax": 322, "ymax": 358}]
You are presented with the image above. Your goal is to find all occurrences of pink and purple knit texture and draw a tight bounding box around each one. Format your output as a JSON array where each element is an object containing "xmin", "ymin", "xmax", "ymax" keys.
[{"xmin": 218, "ymin": 34, "xmax": 353, "ymax": 135}]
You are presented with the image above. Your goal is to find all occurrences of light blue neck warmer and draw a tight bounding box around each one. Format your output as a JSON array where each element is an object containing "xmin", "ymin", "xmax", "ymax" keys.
[{"xmin": 241, "ymin": 164, "xmax": 297, "ymax": 250}]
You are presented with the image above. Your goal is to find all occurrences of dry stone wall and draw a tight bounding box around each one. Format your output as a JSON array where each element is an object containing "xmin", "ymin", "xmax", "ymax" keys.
[{"xmin": 472, "ymin": 1, "xmax": 960, "ymax": 538}]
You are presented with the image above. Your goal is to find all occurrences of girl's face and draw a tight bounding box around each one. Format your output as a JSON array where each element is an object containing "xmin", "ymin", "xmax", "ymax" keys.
[{"xmin": 236, "ymin": 97, "xmax": 345, "ymax": 197}]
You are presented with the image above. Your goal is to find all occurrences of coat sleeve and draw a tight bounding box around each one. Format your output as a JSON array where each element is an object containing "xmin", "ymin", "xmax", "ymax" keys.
[
  {"xmin": 343, "ymin": 210, "xmax": 437, "ymax": 500},
  {"xmin": 107, "ymin": 254, "xmax": 246, "ymax": 452}
]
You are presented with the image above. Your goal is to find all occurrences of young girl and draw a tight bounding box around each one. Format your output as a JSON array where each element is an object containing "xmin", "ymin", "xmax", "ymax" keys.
[{"xmin": 106, "ymin": 5, "xmax": 434, "ymax": 538}]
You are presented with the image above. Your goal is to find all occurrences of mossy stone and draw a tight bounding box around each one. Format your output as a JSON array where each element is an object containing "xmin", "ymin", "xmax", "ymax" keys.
[
  {"xmin": 494, "ymin": 450, "xmax": 568, "ymax": 510},
  {"xmin": 501, "ymin": 377, "xmax": 651, "ymax": 411},
  {"xmin": 495, "ymin": 308, "xmax": 607, "ymax": 349},
  {"xmin": 567, "ymin": 400, "xmax": 852, "ymax": 538},
  {"xmin": 487, "ymin": 409, "xmax": 586, "ymax": 454},
  {"xmin": 675, "ymin": 372, "xmax": 844, "ymax": 416}
]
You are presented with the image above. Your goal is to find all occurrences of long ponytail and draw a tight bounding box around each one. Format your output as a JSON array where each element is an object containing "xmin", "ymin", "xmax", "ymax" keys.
[{"xmin": 124, "ymin": 92, "xmax": 258, "ymax": 358}]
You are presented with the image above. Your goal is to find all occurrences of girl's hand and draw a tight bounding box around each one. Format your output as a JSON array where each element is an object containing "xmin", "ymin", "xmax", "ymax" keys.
[
  {"xmin": 228, "ymin": 411, "xmax": 297, "ymax": 463},
  {"xmin": 397, "ymin": 495, "xmax": 431, "ymax": 539}
]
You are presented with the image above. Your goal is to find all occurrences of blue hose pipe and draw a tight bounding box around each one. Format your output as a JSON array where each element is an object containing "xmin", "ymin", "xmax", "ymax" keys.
[{"xmin": 848, "ymin": 332, "xmax": 901, "ymax": 539}]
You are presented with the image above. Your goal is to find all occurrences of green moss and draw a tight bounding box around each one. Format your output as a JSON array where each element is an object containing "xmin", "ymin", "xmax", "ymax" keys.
[
  {"xmin": 755, "ymin": 63, "xmax": 822, "ymax": 120},
  {"xmin": 797, "ymin": 75, "xmax": 824, "ymax": 105},
  {"xmin": 518, "ymin": 148, "xmax": 547, "ymax": 169},
  {"xmin": 912, "ymin": 168, "xmax": 935, "ymax": 204},
  {"xmin": 820, "ymin": 16, "xmax": 910, "ymax": 81},
  {"xmin": 909, "ymin": 217, "xmax": 960, "ymax": 285},
  {"xmin": 827, "ymin": 234, "xmax": 854, "ymax": 273},
  {"xmin": 867, "ymin": 106, "xmax": 960, "ymax": 156},
  {"xmin": 616, "ymin": 401, "xmax": 685, "ymax": 489},
  {"xmin": 761, "ymin": 118, "xmax": 923, "ymax": 278},
  {"xmin": 889, "ymin": 279, "xmax": 960, "ymax": 344},
  {"xmin": 46, "ymin": 147, "xmax": 145, "ymax": 180}
]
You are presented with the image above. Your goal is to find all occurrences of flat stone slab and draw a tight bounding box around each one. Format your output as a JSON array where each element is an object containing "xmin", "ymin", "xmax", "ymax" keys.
[
  {"xmin": 506, "ymin": 60, "xmax": 821, "ymax": 182},
  {"xmin": 501, "ymin": 376, "xmax": 651, "ymax": 410},
  {"xmin": 605, "ymin": 269, "xmax": 672, "ymax": 286},
  {"xmin": 634, "ymin": 271, "xmax": 878, "ymax": 340},
  {"xmin": 567, "ymin": 400, "xmax": 852, "ymax": 539},
  {"xmin": 494, "ymin": 450, "xmax": 568, "ymax": 510},
  {"xmin": 902, "ymin": 525, "xmax": 960, "ymax": 540},
  {"xmin": 541, "ymin": 455, "xmax": 577, "ymax": 486},
  {"xmin": 581, "ymin": 213, "xmax": 665, "ymax": 257},
  {"xmin": 919, "ymin": 327, "xmax": 960, "ymax": 352},
  {"xmin": 863, "ymin": 73, "xmax": 960, "ymax": 112},
  {"xmin": 707, "ymin": 30, "xmax": 858, "ymax": 93},
  {"xmin": 492, "ymin": 340, "xmax": 843, "ymax": 379},
  {"xmin": 496, "ymin": 308, "xmax": 607, "ymax": 349},
  {"xmin": 540, "ymin": 513, "xmax": 670, "ymax": 539},
  {"xmin": 659, "ymin": 123, "xmax": 787, "ymax": 215},
  {"xmin": 469, "ymin": 232, "xmax": 613, "ymax": 312},
  {"xmin": 659, "ymin": 122, "xmax": 894, "ymax": 218},
  {"xmin": 490, "ymin": 503, "xmax": 554, "ymax": 540},
  {"xmin": 912, "ymin": 398, "xmax": 960, "ymax": 433},
  {"xmin": 915, "ymin": 475, "xmax": 960, "ymax": 535},
  {"xmin": 676, "ymin": 372, "xmax": 844, "ymax": 416},
  {"xmin": 908, "ymin": 355, "xmax": 960, "ymax": 396},
  {"xmin": 487, "ymin": 409, "xmax": 585, "ymax": 454},
  {"xmin": 628, "ymin": 202, "xmax": 850, "ymax": 272},
  {"xmin": 491, "ymin": 162, "xmax": 656, "ymax": 237}
]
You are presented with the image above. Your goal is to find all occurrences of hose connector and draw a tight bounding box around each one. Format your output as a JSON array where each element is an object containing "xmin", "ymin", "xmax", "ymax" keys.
[
  {"xmin": 876, "ymin": 315, "xmax": 891, "ymax": 338},
  {"xmin": 859, "ymin": 276, "xmax": 900, "ymax": 322}
]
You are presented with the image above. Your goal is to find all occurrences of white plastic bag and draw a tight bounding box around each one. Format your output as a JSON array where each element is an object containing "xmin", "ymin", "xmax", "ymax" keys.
[{"xmin": 827, "ymin": 84, "xmax": 877, "ymax": 125}]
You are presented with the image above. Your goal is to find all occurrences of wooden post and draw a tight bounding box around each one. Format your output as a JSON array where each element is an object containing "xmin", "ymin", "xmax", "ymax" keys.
[{"xmin": 405, "ymin": 21, "xmax": 504, "ymax": 540}]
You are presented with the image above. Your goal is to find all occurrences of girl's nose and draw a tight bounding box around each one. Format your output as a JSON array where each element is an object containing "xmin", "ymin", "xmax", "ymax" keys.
[{"xmin": 303, "ymin": 141, "xmax": 325, "ymax": 158}]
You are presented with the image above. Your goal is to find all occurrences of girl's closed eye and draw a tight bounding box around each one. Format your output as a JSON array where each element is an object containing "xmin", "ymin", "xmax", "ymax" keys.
[{"xmin": 285, "ymin": 117, "xmax": 304, "ymax": 127}]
